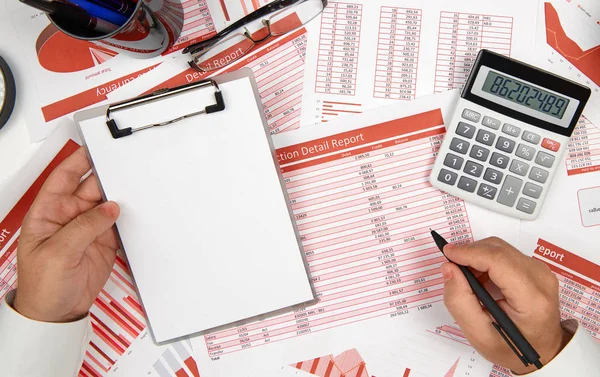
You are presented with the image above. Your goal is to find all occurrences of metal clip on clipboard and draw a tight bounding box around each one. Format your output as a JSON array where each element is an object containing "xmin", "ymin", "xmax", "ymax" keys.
[{"xmin": 105, "ymin": 79, "xmax": 225, "ymax": 139}]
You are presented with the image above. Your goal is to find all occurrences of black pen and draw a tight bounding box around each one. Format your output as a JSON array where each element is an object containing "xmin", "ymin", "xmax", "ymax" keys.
[
  {"xmin": 430, "ymin": 229, "xmax": 543, "ymax": 370},
  {"xmin": 20, "ymin": 0, "xmax": 119, "ymax": 34}
]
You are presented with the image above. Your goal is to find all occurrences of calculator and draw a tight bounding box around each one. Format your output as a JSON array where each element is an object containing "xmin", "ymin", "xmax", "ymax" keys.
[{"xmin": 430, "ymin": 50, "xmax": 590, "ymax": 220}]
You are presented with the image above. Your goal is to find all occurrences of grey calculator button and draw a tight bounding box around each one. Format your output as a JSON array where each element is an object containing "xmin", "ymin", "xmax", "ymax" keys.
[
  {"xmin": 490, "ymin": 152, "xmax": 509, "ymax": 169},
  {"xmin": 515, "ymin": 144, "xmax": 535, "ymax": 161},
  {"xmin": 449, "ymin": 137, "xmax": 470, "ymax": 155},
  {"xmin": 481, "ymin": 116, "xmax": 501, "ymax": 130},
  {"xmin": 529, "ymin": 167, "xmax": 549, "ymax": 184},
  {"xmin": 456, "ymin": 122, "xmax": 476, "ymax": 139},
  {"xmin": 462, "ymin": 108, "xmax": 481, "ymax": 123},
  {"xmin": 444, "ymin": 153, "xmax": 464, "ymax": 170},
  {"xmin": 469, "ymin": 145, "xmax": 490, "ymax": 162},
  {"xmin": 484, "ymin": 168, "xmax": 503, "ymax": 184},
  {"xmin": 458, "ymin": 176, "xmax": 477, "ymax": 193},
  {"xmin": 509, "ymin": 159, "xmax": 530, "ymax": 176},
  {"xmin": 522, "ymin": 130, "xmax": 541, "ymax": 144},
  {"xmin": 438, "ymin": 169, "xmax": 458, "ymax": 186},
  {"xmin": 464, "ymin": 160, "xmax": 484, "ymax": 177},
  {"xmin": 497, "ymin": 175, "xmax": 523, "ymax": 207},
  {"xmin": 535, "ymin": 151, "xmax": 555, "ymax": 168},
  {"xmin": 516, "ymin": 198, "xmax": 537, "ymax": 215},
  {"xmin": 523, "ymin": 182, "xmax": 543, "ymax": 199},
  {"xmin": 502, "ymin": 123, "xmax": 521, "ymax": 137},
  {"xmin": 476, "ymin": 129, "xmax": 495, "ymax": 146},
  {"xmin": 495, "ymin": 136, "xmax": 516, "ymax": 153},
  {"xmin": 477, "ymin": 183, "xmax": 498, "ymax": 200}
]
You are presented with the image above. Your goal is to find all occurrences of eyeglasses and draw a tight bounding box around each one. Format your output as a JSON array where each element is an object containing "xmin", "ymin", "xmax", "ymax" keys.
[{"xmin": 183, "ymin": 0, "xmax": 327, "ymax": 72}]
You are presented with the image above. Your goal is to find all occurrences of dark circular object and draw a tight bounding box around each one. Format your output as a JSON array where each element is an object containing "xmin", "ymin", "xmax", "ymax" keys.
[{"xmin": 0, "ymin": 56, "xmax": 16, "ymax": 130}]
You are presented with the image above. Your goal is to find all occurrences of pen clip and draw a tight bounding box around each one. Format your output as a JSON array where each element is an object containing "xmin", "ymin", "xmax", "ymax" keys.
[{"xmin": 491, "ymin": 322, "xmax": 529, "ymax": 367}]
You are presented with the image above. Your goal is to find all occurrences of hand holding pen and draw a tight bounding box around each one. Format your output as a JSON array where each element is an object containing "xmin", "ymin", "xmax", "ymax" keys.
[{"xmin": 437, "ymin": 235, "xmax": 571, "ymax": 374}]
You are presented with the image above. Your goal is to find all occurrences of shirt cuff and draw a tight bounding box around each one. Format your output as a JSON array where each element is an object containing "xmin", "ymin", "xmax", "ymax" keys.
[
  {"xmin": 525, "ymin": 319, "xmax": 600, "ymax": 377},
  {"xmin": 0, "ymin": 290, "xmax": 91, "ymax": 377}
]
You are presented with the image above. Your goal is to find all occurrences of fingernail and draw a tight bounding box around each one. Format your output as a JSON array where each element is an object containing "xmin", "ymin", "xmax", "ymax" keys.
[
  {"xmin": 100, "ymin": 201, "xmax": 120, "ymax": 218},
  {"xmin": 443, "ymin": 243, "xmax": 455, "ymax": 253},
  {"xmin": 441, "ymin": 263, "xmax": 453, "ymax": 282}
]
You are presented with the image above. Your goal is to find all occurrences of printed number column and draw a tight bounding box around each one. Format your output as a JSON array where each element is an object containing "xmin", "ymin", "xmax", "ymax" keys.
[
  {"xmin": 566, "ymin": 117, "xmax": 600, "ymax": 175},
  {"xmin": 435, "ymin": 12, "xmax": 513, "ymax": 92},
  {"xmin": 434, "ymin": 12, "xmax": 461, "ymax": 93},
  {"xmin": 374, "ymin": 7, "xmax": 422, "ymax": 100},
  {"xmin": 558, "ymin": 275, "xmax": 600, "ymax": 337},
  {"xmin": 452, "ymin": 13, "xmax": 483, "ymax": 90},
  {"xmin": 316, "ymin": 2, "xmax": 362, "ymax": 96}
]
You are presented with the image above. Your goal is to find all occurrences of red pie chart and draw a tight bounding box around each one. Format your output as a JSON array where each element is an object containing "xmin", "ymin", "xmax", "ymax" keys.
[{"xmin": 36, "ymin": 24, "xmax": 119, "ymax": 73}]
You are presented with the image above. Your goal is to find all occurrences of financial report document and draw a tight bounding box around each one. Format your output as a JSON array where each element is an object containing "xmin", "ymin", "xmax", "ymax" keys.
[
  {"xmin": 299, "ymin": 0, "xmax": 539, "ymax": 125},
  {"xmin": 190, "ymin": 92, "xmax": 491, "ymax": 376}
]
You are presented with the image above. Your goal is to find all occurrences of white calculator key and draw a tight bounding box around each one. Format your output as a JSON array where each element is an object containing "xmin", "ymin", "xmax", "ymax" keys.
[
  {"xmin": 522, "ymin": 130, "xmax": 541, "ymax": 144},
  {"xmin": 482, "ymin": 116, "xmax": 501, "ymax": 130},
  {"xmin": 515, "ymin": 144, "xmax": 535, "ymax": 161},
  {"xmin": 462, "ymin": 109, "xmax": 481, "ymax": 122},
  {"xmin": 535, "ymin": 151, "xmax": 555, "ymax": 168},
  {"xmin": 502, "ymin": 123, "xmax": 521, "ymax": 137},
  {"xmin": 529, "ymin": 167, "xmax": 549, "ymax": 184},
  {"xmin": 497, "ymin": 175, "xmax": 523, "ymax": 207},
  {"xmin": 509, "ymin": 160, "xmax": 530, "ymax": 176}
]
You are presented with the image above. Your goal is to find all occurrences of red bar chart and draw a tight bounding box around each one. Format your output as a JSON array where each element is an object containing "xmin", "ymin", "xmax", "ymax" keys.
[
  {"xmin": 149, "ymin": 340, "xmax": 200, "ymax": 377},
  {"xmin": 81, "ymin": 256, "xmax": 148, "ymax": 377}
]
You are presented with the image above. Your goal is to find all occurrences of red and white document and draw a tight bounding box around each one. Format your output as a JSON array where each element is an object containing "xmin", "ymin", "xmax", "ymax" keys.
[
  {"xmin": 299, "ymin": 0, "xmax": 539, "ymax": 125},
  {"xmin": 190, "ymin": 91, "xmax": 516, "ymax": 376}
]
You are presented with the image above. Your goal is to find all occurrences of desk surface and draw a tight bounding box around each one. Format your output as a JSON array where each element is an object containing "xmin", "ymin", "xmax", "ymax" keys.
[{"xmin": 0, "ymin": 85, "xmax": 40, "ymax": 190}]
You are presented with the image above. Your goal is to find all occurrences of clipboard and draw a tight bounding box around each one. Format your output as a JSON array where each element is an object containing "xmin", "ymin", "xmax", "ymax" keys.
[{"xmin": 74, "ymin": 69, "xmax": 315, "ymax": 343}]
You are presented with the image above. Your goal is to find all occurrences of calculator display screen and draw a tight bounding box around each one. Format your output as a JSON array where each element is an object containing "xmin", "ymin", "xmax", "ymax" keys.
[{"xmin": 481, "ymin": 71, "xmax": 570, "ymax": 119}]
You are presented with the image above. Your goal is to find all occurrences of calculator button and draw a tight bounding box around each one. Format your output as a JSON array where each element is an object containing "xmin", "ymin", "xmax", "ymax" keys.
[
  {"xmin": 482, "ymin": 116, "xmax": 501, "ymax": 130},
  {"xmin": 469, "ymin": 145, "xmax": 490, "ymax": 162},
  {"xmin": 529, "ymin": 167, "xmax": 549, "ymax": 184},
  {"xmin": 477, "ymin": 183, "xmax": 498, "ymax": 200},
  {"xmin": 456, "ymin": 122, "xmax": 476, "ymax": 139},
  {"xmin": 495, "ymin": 136, "xmax": 516, "ymax": 153},
  {"xmin": 458, "ymin": 176, "xmax": 477, "ymax": 193},
  {"xmin": 464, "ymin": 161, "xmax": 484, "ymax": 177},
  {"xmin": 535, "ymin": 151, "xmax": 555, "ymax": 168},
  {"xmin": 497, "ymin": 175, "xmax": 523, "ymax": 208},
  {"xmin": 484, "ymin": 168, "xmax": 503, "ymax": 184},
  {"xmin": 449, "ymin": 138, "xmax": 470, "ymax": 155},
  {"xmin": 523, "ymin": 182, "xmax": 543, "ymax": 199},
  {"xmin": 509, "ymin": 159, "xmax": 530, "ymax": 177},
  {"xmin": 515, "ymin": 144, "xmax": 535, "ymax": 161},
  {"xmin": 438, "ymin": 169, "xmax": 458, "ymax": 186},
  {"xmin": 541, "ymin": 138, "xmax": 561, "ymax": 152},
  {"xmin": 476, "ymin": 129, "xmax": 495, "ymax": 146},
  {"xmin": 462, "ymin": 108, "xmax": 481, "ymax": 123},
  {"xmin": 516, "ymin": 198, "xmax": 537, "ymax": 215},
  {"xmin": 443, "ymin": 153, "xmax": 464, "ymax": 170},
  {"xmin": 522, "ymin": 131, "xmax": 541, "ymax": 144},
  {"xmin": 502, "ymin": 123, "xmax": 521, "ymax": 137},
  {"xmin": 490, "ymin": 152, "xmax": 509, "ymax": 169}
]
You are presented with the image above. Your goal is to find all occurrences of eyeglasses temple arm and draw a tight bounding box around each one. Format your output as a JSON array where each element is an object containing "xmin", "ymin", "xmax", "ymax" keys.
[{"xmin": 182, "ymin": 0, "xmax": 306, "ymax": 55}]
